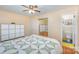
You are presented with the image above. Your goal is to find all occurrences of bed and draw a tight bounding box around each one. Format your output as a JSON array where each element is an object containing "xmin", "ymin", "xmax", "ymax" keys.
[{"xmin": 0, "ymin": 35, "xmax": 62, "ymax": 54}]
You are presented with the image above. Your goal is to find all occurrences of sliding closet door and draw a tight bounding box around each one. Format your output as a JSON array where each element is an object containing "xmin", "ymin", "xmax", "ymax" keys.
[
  {"xmin": 1, "ymin": 24, "xmax": 9, "ymax": 41},
  {"xmin": 9, "ymin": 24, "xmax": 16, "ymax": 39},
  {"xmin": 20, "ymin": 25, "xmax": 24, "ymax": 36},
  {"xmin": 15, "ymin": 25, "xmax": 21, "ymax": 37},
  {"xmin": 15, "ymin": 25, "xmax": 24, "ymax": 37},
  {"xmin": 0, "ymin": 24, "xmax": 24, "ymax": 41}
]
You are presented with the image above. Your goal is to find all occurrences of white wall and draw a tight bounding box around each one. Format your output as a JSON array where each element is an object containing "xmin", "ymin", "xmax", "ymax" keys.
[
  {"xmin": 1, "ymin": 6, "xmax": 79, "ymax": 42},
  {"xmin": 30, "ymin": 16, "xmax": 39, "ymax": 34},
  {"xmin": 30, "ymin": 6, "xmax": 78, "ymax": 42},
  {"xmin": 0, "ymin": 10, "xmax": 31, "ymax": 36}
]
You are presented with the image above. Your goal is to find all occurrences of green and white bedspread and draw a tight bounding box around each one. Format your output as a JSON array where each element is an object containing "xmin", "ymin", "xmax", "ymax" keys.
[{"xmin": 0, "ymin": 35, "xmax": 62, "ymax": 54}]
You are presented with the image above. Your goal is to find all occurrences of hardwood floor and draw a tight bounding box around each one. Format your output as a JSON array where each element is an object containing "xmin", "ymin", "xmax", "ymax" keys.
[
  {"xmin": 39, "ymin": 32, "xmax": 48, "ymax": 37},
  {"xmin": 63, "ymin": 46, "xmax": 75, "ymax": 54}
]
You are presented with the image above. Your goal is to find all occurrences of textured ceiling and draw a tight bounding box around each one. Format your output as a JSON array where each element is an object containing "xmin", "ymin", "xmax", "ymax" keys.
[{"xmin": 0, "ymin": 5, "xmax": 70, "ymax": 16}]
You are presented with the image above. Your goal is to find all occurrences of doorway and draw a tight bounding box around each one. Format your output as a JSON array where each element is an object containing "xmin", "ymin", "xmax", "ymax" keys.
[{"xmin": 39, "ymin": 18, "xmax": 48, "ymax": 37}]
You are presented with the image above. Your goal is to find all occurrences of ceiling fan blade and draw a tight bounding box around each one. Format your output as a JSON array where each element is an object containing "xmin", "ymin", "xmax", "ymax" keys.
[
  {"xmin": 21, "ymin": 5, "xmax": 28, "ymax": 8},
  {"xmin": 34, "ymin": 10, "xmax": 40, "ymax": 12},
  {"xmin": 34, "ymin": 5, "xmax": 38, "ymax": 8},
  {"xmin": 23, "ymin": 10, "xmax": 29, "ymax": 12},
  {"xmin": 29, "ymin": 5, "xmax": 34, "ymax": 9}
]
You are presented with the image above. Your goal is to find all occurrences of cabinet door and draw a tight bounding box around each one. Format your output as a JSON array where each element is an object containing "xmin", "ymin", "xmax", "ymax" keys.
[{"xmin": 1, "ymin": 35, "xmax": 9, "ymax": 41}]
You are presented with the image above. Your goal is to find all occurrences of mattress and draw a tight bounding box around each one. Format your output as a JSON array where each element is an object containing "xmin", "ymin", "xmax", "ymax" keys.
[{"xmin": 0, "ymin": 35, "xmax": 62, "ymax": 54}]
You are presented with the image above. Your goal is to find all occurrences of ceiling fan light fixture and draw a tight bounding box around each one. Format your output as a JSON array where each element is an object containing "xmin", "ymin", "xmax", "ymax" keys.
[
  {"xmin": 22, "ymin": 5, "xmax": 40, "ymax": 14},
  {"xmin": 29, "ymin": 10, "xmax": 35, "ymax": 14}
]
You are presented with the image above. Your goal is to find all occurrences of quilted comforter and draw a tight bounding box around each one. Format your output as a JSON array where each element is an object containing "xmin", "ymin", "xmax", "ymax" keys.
[{"xmin": 0, "ymin": 35, "xmax": 62, "ymax": 54}]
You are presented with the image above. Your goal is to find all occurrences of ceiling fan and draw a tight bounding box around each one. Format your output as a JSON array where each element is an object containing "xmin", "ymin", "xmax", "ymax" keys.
[{"xmin": 21, "ymin": 5, "xmax": 40, "ymax": 14}]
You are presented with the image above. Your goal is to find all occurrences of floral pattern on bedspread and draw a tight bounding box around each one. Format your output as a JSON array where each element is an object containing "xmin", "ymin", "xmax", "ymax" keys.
[{"xmin": 0, "ymin": 35, "xmax": 61, "ymax": 54}]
